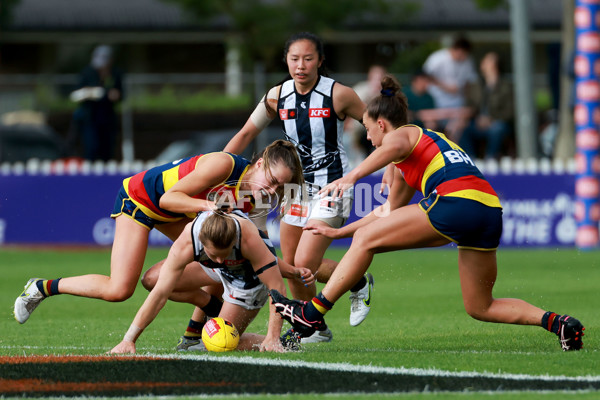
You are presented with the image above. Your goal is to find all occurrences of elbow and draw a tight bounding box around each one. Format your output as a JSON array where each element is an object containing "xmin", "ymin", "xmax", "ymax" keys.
[{"xmin": 158, "ymin": 195, "xmax": 172, "ymax": 211}]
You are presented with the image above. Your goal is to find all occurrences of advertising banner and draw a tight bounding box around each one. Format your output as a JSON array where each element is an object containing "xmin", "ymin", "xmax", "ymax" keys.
[
  {"xmin": 0, "ymin": 172, "xmax": 577, "ymax": 248},
  {"xmin": 574, "ymin": 0, "xmax": 600, "ymax": 248}
]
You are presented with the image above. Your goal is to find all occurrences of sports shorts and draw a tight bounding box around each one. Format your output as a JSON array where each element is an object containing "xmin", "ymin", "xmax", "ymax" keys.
[
  {"xmin": 202, "ymin": 266, "xmax": 268, "ymax": 310},
  {"xmin": 419, "ymin": 193, "xmax": 503, "ymax": 251},
  {"xmin": 281, "ymin": 185, "xmax": 353, "ymax": 229},
  {"xmin": 110, "ymin": 186, "xmax": 168, "ymax": 230}
]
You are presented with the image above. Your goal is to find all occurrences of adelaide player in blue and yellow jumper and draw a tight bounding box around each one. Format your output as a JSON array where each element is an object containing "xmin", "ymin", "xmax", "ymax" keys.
[
  {"xmin": 270, "ymin": 74, "xmax": 585, "ymax": 352},
  {"xmin": 14, "ymin": 140, "xmax": 304, "ymax": 325}
]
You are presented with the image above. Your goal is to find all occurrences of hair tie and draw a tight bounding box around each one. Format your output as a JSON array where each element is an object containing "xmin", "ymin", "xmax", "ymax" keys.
[{"xmin": 380, "ymin": 88, "xmax": 395, "ymax": 97}]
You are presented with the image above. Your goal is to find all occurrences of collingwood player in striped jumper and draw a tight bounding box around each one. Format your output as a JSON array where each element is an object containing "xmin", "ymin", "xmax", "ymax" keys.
[{"xmin": 225, "ymin": 32, "xmax": 373, "ymax": 343}]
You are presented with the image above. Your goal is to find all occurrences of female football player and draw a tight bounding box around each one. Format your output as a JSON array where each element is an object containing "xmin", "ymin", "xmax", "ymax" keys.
[
  {"xmin": 14, "ymin": 140, "xmax": 304, "ymax": 324},
  {"xmin": 224, "ymin": 32, "xmax": 371, "ymax": 343},
  {"xmin": 271, "ymin": 74, "xmax": 585, "ymax": 351},
  {"xmin": 110, "ymin": 210, "xmax": 312, "ymax": 353}
]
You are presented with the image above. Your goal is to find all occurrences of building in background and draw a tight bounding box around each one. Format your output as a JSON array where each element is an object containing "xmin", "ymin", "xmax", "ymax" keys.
[{"xmin": 0, "ymin": 0, "xmax": 565, "ymax": 161}]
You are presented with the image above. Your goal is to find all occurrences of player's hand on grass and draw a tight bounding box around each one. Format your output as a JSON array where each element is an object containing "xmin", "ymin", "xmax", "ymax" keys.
[
  {"xmin": 259, "ymin": 336, "xmax": 286, "ymax": 353},
  {"xmin": 109, "ymin": 340, "xmax": 136, "ymax": 354},
  {"xmin": 303, "ymin": 222, "xmax": 340, "ymax": 239}
]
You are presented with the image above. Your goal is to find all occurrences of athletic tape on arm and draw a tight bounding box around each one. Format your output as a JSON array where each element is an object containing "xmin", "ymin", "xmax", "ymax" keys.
[{"xmin": 249, "ymin": 87, "xmax": 278, "ymax": 131}]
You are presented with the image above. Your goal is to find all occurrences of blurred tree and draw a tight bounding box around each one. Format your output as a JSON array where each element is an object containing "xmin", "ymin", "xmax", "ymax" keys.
[
  {"xmin": 0, "ymin": 0, "xmax": 20, "ymax": 30},
  {"xmin": 472, "ymin": 0, "xmax": 506, "ymax": 10},
  {"xmin": 164, "ymin": 0, "xmax": 416, "ymax": 70}
]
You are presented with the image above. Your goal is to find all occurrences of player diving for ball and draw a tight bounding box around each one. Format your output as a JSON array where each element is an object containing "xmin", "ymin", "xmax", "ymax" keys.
[
  {"xmin": 14, "ymin": 140, "xmax": 307, "ymax": 330},
  {"xmin": 110, "ymin": 209, "xmax": 314, "ymax": 353}
]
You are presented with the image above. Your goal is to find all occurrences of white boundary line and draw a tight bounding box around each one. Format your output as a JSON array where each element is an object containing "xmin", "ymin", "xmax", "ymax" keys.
[{"xmin": 149, "ymin": 353, "xmax": 600, "ymax": 383}]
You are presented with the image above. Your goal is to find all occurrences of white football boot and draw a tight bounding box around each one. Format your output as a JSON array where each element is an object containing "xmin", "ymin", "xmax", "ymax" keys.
[
  {"xmin": 14, "ymin": 278, "xmax": 46, "ymax": 324},
  {"xmin": 349, "ymin": 273, "xmax": 374, "ymax": 327},
  {"xmin": 300, "ymin": 326, "xmax": 333, "ymax": 344}
]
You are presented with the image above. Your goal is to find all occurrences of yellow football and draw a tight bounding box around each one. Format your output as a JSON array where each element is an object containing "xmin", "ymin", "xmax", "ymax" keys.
[{"xmin": 202, "ymin": 317, "xmax": 240, "ymax": 352}]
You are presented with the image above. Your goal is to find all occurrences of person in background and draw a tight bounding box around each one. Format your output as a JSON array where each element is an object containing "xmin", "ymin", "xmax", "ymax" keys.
[
  {"xmin": 459, "ymin": 52, "xmax": 514, "ymax": 160},
  {"xmin": 402, "ymin": 70, "xmax": 437, "ymax": 130},
  {"xmin": 348, "ymin": 65, "xmax": 388, "ymax": 164},
  {"xmin": 69, "ymin": 45, "xmax": 123, "ymax": 161},
  {"xmin": 423, "ymin": 35, "xmax": 478, "ymax": 139}
]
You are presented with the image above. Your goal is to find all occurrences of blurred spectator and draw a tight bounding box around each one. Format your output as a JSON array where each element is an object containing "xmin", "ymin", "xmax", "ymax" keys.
[
  {"xmin": 345, "ymin": 65, "xmax": 387, "ymax": 166},
  {"xmin": 422, "ymin": 35, "xmax": 477, "ymax": 139},
  {"xmin": 402, "ymin": 70, "xmax": 437, "ymax": 130},
  {"xmin": 423, "ymin": 35, "xmax": 478, "ymax": 109},
  {"xmin": 459, "ymin": 52, "xmax": 514, "ymax": 160},
  {"xmin": 69, "ymin": 45, "xmax": 124, "ymax": 161}
]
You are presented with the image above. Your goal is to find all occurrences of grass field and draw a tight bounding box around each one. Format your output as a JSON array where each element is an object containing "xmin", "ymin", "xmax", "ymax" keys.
[{"xmin": 1, "ymin": 246, "xmax": 599, "ymax": 399}]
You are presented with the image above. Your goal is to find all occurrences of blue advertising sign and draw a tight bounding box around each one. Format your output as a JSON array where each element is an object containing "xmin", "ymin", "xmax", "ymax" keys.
[{"xmin": 0, "ymin": 171, "xmax": 577, "ymax": 248}]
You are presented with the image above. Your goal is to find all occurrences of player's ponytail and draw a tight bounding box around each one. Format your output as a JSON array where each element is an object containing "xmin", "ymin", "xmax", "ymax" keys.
[{"xmin": 366, "ymin": 74, "xmax": 409, "ymax": 128}]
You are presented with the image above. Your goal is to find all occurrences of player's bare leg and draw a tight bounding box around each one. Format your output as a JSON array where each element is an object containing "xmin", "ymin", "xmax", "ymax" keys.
[
  {"xmin": 458, "ymin": 249, "xmax": 545, "ymax": 324},
  {"xmin": 57, "ymin": 216, "xmax": 151, "ymax": 301}
]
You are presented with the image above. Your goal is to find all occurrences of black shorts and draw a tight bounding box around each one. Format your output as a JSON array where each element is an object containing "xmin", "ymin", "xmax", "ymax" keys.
[
  {"xmin": 110, "ymin": 186, "xmax": 167, "ymax": 230},
  {"xmin": 419, "ymin": 194, "xmax": 503, "ymax": 250}
]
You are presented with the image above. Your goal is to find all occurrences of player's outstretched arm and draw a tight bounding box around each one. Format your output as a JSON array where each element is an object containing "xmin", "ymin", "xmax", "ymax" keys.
[
  {"xmin": 239, "ymin": 219, "xmax": 286, "ymax": 352},
  {"xmin": 277, "ymin": 257, "xmax": 315, "ymax": 287},
  {"xmin": 109, "ymin": 224, "xmax": 194, "ymax": 354}
]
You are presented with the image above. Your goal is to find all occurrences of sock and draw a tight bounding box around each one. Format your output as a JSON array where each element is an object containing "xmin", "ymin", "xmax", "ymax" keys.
[
  {"xmin": 200, "ymin": 295, "xmax": 223, "ymax": 318},
  {"xmin": 304, "ymin": 292, "xmax": 334, "ymax": 323},
  {"xmin": 36, "ymin": 278, "xmax": 62, "ymax": 297},
  {"xmin": 183, "ymin": 319, "xmax": 205, "ymax": 339},
  {"xmin": 350, "ymin": 275, "xmax": 367, "ymax": 293},
  {"xmin": 541, "ymin": 311, "xmax": 560, "ymax": 334}
]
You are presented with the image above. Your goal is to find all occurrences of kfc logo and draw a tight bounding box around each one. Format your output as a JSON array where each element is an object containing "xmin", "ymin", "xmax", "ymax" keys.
[{"xmin": 309, "ymin": 108, "xmax": 331, "ymax": 118}]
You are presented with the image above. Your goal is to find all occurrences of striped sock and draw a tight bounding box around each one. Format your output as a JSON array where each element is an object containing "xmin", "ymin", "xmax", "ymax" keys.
[
  {"xmin": 542, "ymin": 311, "xmax": 560, "ymax": 334},
  {"xmin": 183, "ymin": 319, "xmax": 205, "ymax": 339},
  {"xmin": 304, "ymin": 292, "xmax": 334, "ymax": 322},
  {"xmin": 35, "ymin": 278, "xmax": 62, "ymax": 297}
]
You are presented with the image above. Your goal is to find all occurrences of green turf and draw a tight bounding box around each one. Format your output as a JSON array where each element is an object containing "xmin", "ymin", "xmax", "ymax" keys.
[{"xmin": 1, "ymin": 247, "xmax": 598, "ymax": 399}]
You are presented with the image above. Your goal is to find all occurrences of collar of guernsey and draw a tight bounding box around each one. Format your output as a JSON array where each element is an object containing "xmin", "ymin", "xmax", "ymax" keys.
[
  {"xmin": 392, "ymin": 125, "xmax": 501, "ymax": 208},
  {"xmin": 122, "ymin": 153, "xmax": 252, "ymax": 222}
]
